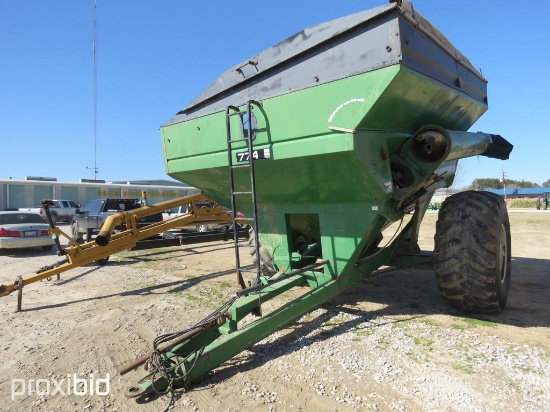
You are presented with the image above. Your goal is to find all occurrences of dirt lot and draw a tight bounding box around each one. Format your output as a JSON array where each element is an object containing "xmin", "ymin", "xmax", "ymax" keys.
[{"xmin": 0, "ymin": 210, "xmax": 549, "ymax": 412}]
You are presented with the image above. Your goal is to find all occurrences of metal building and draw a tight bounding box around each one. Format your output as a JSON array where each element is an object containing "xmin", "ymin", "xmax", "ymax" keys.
[{"xmin": 0, "ymin": 177, "xmax": 199, "ymax": 210}]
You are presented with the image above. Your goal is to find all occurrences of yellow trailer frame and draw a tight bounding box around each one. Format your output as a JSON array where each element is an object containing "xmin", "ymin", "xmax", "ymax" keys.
[{"xmin": 0, "ymin": 194, "xmax": 236, "ymax": 309}]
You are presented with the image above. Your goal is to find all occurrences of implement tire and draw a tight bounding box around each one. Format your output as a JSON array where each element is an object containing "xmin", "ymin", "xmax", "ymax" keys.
[
  {"xmin": 433, "ymin": 191, "xmax": 511, "ymax": 313},
  {"xmin": 95, "ymin": 256, "xmax": 110, "ymax": 266},
  {"xmin": 248, "ymin": 227, "xmax": 277, "ymax": 277}
]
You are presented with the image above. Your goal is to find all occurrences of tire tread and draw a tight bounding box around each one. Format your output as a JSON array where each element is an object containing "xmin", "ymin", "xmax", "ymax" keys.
[{"xmin": 433, "ymin": 191, "xmax": 511, "ymax": 312}]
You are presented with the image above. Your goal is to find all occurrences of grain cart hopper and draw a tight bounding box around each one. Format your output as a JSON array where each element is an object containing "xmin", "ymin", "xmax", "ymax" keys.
[{"xmin": 122, "ymin": 0, "xmax": 513, "ymax": 398}]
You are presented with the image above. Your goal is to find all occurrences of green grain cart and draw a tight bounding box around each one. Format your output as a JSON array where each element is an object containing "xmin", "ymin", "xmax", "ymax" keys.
[{"xmin": 125, "ymin": 0, "xmax": 513, "ymax": 398}]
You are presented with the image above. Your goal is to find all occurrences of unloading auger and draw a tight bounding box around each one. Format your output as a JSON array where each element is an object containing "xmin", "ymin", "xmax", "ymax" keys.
[{"xmin": 121, "ymin": 0, "xmax": 513, "ymax": 400}]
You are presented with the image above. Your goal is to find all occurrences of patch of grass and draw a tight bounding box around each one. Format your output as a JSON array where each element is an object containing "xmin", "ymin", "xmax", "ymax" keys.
[
  {"xmin": 401, "ymin": 331, "xmax": 413, "ymax": 339},
  {"xmin": 506, "ymin": 379, "xmax": 521, "ymax": 392},
  {"xmin": 451, "ymin": 316, "xmax": 498, "ymax": 330},
  {"xmin": 408, "ymin": 317, "xmax": 440, "ymax": 328},
  {"xmin": 184, "ymin": 286, "xmax": 227, "ymax": 307},
  {"xmin": 413, "ymin": 336, "xmax": 434, "ymax": 348},
  {"xmin": 420, "ymin": 318, "xmax": 440, "ymax": 327},
  {"xmin": 300, "ymin": 311, "xmax": 321, "ymax": 323},
  {"xmin": 519, "ymin": 365, "xmax": 536, "ymax": 373},
  {"xmin": 508, "ymin": 198, "xmax": 537, "ymax": 208},
  {"xmin": 452, "ymin": 363, "xmax": 474, "ymax": 374},
  {"xmin": 376, "ymin": 337, "xmax": 391, "ymax": 350},
  {"xmin": 404, "ymin": 351, "xmax": 418, "ymax": 361},
  {"xmin": 390, "ymin": 316, "xmax": 416, "ymax": 330},
  {"xmin": 312, "ymin": 329, "xmax": 332, "ymax": 338},
  {"xmin": 460, "ymin": 316, "xmax": 499, "ymax": 328},
  {"xmin": 352, "ymin": 327, "xmax": 375, "ymax": 339},
  {"xmin": 392, "ymin": 315, "xmax": 413, "ymax": 322},
  {"xmin": 323, "ymin": 317, "xmax": 346, "ymax": 328}
]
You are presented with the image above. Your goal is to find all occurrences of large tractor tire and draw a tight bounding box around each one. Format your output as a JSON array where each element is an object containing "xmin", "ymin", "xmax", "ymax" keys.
[
  {"xmin": 433, "ymin": 191, "xmax": 511, "ymax": 313},
  {"xmin": 248, "ymin": 227, "xmax": 277, "ymax": 278}
]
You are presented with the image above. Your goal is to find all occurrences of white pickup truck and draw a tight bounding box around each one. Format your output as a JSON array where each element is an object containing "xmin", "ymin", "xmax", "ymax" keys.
[
  {"xmin": 162, "ymin": 202, "xmax": 246, "ymax": 232},
  {"xmin": 163, "ymin": 202, "xmax": 220, "ymax": 232},
  {"xmin": 19, "ymin": 199, "xmax": 80, "ymax": 225}
]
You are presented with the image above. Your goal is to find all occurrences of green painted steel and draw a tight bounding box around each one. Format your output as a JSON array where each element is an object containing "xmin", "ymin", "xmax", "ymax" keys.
[
  {"xmin": 161, "ymin": 65, "xmax": 486, "ymax": 204},
  {"xmin": 161, "ymin": 64, "xmax": 486, "ymax": 210},
  {"xmin": 128, "ymin": 3, "xmax": 510, "ymax": 398},
  {"xmin": 132, "ymin": 231, "xmax": 396, "ymax": 395},
  {"xmin": 159, "ymin": 64, "xmax": 491, "ymax": 284}
]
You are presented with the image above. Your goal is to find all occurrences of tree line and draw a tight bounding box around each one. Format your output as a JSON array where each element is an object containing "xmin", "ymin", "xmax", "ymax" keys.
[{"xmin": 469, "ymin": 178, "xmax": 550, "ymax": 190}]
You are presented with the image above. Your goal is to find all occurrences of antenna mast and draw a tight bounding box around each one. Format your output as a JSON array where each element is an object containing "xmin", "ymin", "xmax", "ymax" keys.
[
  {"xmin": 501, "ymin": 168, "xmax": 507, "ymax": 202},
  {"xmin": 88, "ymin": 0, "xmax": 99, "ymax": 180}
]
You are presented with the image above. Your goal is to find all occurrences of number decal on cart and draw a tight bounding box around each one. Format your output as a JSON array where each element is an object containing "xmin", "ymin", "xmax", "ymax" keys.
[{"xmin": 236, "ymin": 148, "xmax": 271, "ymax": 163}]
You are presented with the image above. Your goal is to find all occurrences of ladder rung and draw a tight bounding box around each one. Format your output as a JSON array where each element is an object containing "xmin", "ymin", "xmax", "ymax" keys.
[
  {"xmin": 227, "ymin": 102, "xmax": 260, "ymax": 285},
  {"xmin": 238, "ymin": 268, "xmax": 258, "ymax": 273},
  {"xmin": 228, "ymin": 111, "xmax": 246, "ymax": 117}
]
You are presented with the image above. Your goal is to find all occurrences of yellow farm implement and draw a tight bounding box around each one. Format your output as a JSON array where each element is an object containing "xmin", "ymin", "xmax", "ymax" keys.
[{"xmin": 0, "ymin": 194, "xmax": 247, "ymax": 311}]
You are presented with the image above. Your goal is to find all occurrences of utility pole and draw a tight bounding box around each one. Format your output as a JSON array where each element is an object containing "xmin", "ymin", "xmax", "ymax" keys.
[
  {"xmin": 86, "ymin": 0, "xmax": 99, "ymax": 180},
  {"xmin": 501, "ymin": 168, "xmax": 507, "ymax": 202},
  {"xmin": 86, "ymin": 166, "xmax": 99, "ymax": 180}
]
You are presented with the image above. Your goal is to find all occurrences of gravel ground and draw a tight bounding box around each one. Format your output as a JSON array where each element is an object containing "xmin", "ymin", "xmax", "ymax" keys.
[{"xmin": 0, "ymin": 212, "xmax": 549, "ymax": 411}]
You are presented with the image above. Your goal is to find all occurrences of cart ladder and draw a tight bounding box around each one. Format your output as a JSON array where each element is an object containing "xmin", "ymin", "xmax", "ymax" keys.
[{"xmin": 226, "ymin": 101, "xmax": 262, "ymax": 290}]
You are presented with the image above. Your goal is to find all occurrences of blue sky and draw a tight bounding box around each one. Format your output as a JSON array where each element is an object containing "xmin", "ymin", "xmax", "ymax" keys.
[{"xmin": 1, "ymin": 1, "xmax": 549, "ymax": 188}]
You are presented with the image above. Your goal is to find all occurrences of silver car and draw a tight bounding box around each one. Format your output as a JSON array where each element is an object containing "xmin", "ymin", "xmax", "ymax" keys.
[{"xmin": 0, "ymin": 211, "xmax": 54, "ymax": 251}]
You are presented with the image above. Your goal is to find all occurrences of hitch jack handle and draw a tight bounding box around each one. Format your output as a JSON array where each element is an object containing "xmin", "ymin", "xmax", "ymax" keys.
[
  {"xmin": 41, "ymin": 200, "xmax": 66, "ymax": 257},
  {"xmin": 16, "ymin": 276, "xmax": 23, "ymax": 312}
]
